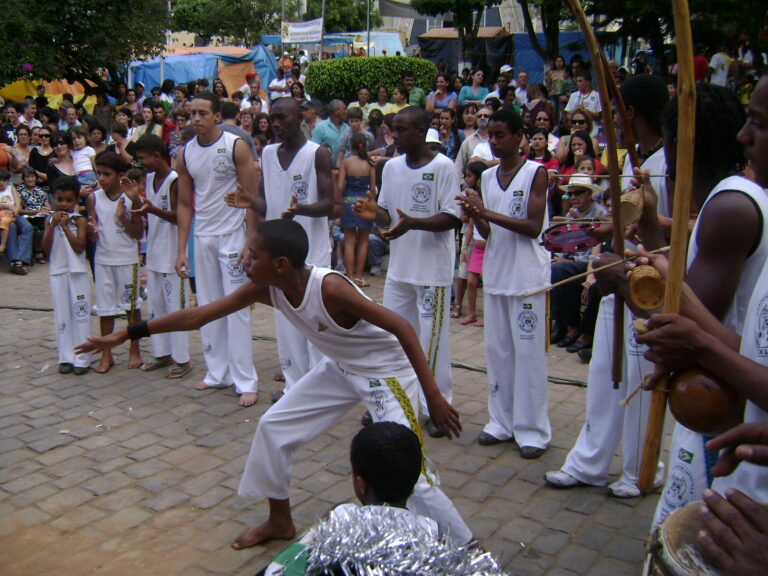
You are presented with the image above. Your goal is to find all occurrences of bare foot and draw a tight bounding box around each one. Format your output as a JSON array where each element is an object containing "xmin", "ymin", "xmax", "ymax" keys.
[
  {"xmin": 474, "ymin": 319, "xmax": 485, "ymax": 327},
  {"xmin": 239, "ymin": 392, "xmax": 258, "ymax": 407},
  {"xmin": 194, "ymin": 381, "xmax": 211, "ymax": 391},
  {"xmin": 459, "ymin": 315, "xmax": 477, "ymax": 325},
  {"xmin": 94, "ymin": 358, "xmax": 114, "ymax": 374},
  {"xmin": 127, "ymin": 355, "xmax": 144, "ymax": 369},
  {"xmin": 231, "ymin": 520, "xmax": 296, "ymax": 550}
]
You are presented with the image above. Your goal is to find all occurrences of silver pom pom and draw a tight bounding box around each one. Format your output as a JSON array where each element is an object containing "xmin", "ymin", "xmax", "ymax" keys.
[{"xmin": 305, "ymin": 505, "xmax": 507, "ymax": 576}]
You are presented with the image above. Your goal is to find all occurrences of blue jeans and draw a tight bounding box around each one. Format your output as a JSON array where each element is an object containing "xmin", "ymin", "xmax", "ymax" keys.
[{"xmin": 7, "ymin": 216, "xmax": 34, "ymax": 264}]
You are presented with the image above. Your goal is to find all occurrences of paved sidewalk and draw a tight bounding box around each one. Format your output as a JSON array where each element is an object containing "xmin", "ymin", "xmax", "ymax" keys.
[{"xmin": 0, "ymin": 263, "xmax": 665, "ymax": 575}]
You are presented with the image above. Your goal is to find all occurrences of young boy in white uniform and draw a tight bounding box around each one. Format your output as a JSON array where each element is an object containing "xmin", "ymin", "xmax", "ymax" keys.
[
  {"xmin": 128, "ymin": 134, "xmax": 191, "ymax": 379},
  {"xmin": 354, "ymin": 106, "xmax": 460, "ymax": 438},
  {"xmin": 42, "ymin": 177, "xmax": 91, "ymax": 375},
  {"xmin": 458, "ymin": 107, "xmax": 551, "ymax": 458},
  {"xmin": 175, "ymin": 93, "xmax": 260, "ymax": 406},
  {"xmin": 76, "ymin": 219, "xmax": 472, "ymax": 551},
  {"xmin": 87, "ymin": 151, "xmax": 144, "ymax": 373}
]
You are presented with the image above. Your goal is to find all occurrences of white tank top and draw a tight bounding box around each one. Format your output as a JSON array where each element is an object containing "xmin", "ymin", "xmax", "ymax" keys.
[
  {"xmin": 145, "ymin": 170, "xmax": 179, "ymax": 274},
  {"xmin": 687, "ymin": 175, "xmax": 768, "ymax": 333},
  {"xmin": 269, "ymin": 267, "xmax": 412, "ymax": 377},
  {"xmin": 48, "ymin": 214, "xmax": 87, "ymax": 275},
  {"xmin": 92, "ymin": 188, "xmax": 138, "ymax": 265},
  {"xmin": 262, "ymin": 141, "xmax": 330, "ymax": 267},
  {"xmin": 481, "ymin": 160, "xmax": 550, "ymax": 295},
  {"xmin": 712, "ymin": 258, "xmax": 768, "ymax": 502},
  {"xmin": 183, "ymin": 131, "xmax": 245, "ymax": 236}
]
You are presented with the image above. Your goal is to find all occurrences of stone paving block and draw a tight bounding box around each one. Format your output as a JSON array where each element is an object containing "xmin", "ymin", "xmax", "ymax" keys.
[
  {"xmin": 120, "ymin": 432, "xmax": 162, "ymax": 451},
  {"xmin": 36, "ymin": 486, "xmax": 96, "ymax": 516},
  {"xmin": 50, "ymin": 505, "xmax": 107, "ymax": 531},
  {"xmin": 177, "ymin": 454, "xmax": 226, "ymax": 474},
  {"xmin": 553, "ymin": 544, "xmax": 599, "ymax": 574},
  {"xmin": 194, "ymin": 432, "xmax": 236, "ymax": 448},
  {"xmin": 439, "ymin": 469, "xmax": 471, "ymax": 490},
  {"xmin": 158, "ymin": 443, "xmax": 208, "ymax": 465},
  {"xmin": 476, "ymin": 464, "xmax": 518, "ymax": 487},
  {"xmin": 603, "ymin": 534, "xmax": 646, "ymax": 564},
  {"xmin": 530, "ymin": 527, "xmax": 571, "ymax": 556},
  {"xmin": 80, "ymin": 471, "xmax": 135, "ymax": 495},
  {"xmin": 138, "ymin": 469, "xmax": 190, "ymax": 493},
  {"xmin": 159, "ymin": 434, "xmax": 196, "ymax": 450},
  {"xmin": 102, "ymin": 506, "xmax": 153, "ymax": 533},
  {"xmin": 521, "ymin": 497, "xmax": 562, "ymax": 523},
  {"xmin": 10, "ymin": 482, "xmax": 59, "ymax": 508},
  {"xmin": 0, "ymin": 506, "xmax": 51, "ymax": 537},
  {"xmin": 124, "ymin": 458, "xmax": 172, "ymax": 479},
  {"xmin": 93, "ymin": 488, "xmax": 147, "ymax": 512},
  {"xmin": 595, "ymin": 499, "xmax": 639, "ymax": 528},
  {"xmin": 446, "ymin": 453, "xmax": 488, "ymax": 474},
  {"xmin": 2, "ymin": 448, "xmax": 36, "ymax": 467},
  {"xmin": 35, "ymin": 443, "xmax": 86, "ymax": 466},
  {"xmin": 587, "ymin": 556, "xmax": 638, "ymax": 576},
  {"xmin": 0, "ymin": 437, "xmax": 24, "ymax": 454},
  {"xmin": 191, "ymin": 486, "xmax": 234, "ymax": 510},
  {"xmin": 509, "ymin": 547, "xmax": 555, "ymax": 576},
  {"xmin": 142, "ymin": 489, "xmax": 190, "ymax": 512},
  {"xmin": 565, "ymin": 490, "xmax": 606, "ymax": 515},
  {"xmin": 180, "ymin": 470, "xmax": 228, "ymax": 495},
  {"xmin": 127, "ymin": 444, "xmax": 169, "ymax": 462},
  {"xmin": 77, "ymin": 434, "xmax": 116, "ymax": 450},
  {"xmin": 0, "ymin": 414, "xmax": 27, "ymax": 430},
  {"xmin": 26, "ymin": 431, "xmax": 78, "ymax": 453},
  {"xmin": 52, "ymin": 467, "xmax": 100, "ymax": 490},
  {"xmin": 573, "ymin": 520, "xmax": 617, "ymax": 550},
  {"xmin": 500, "ymin": 516, "xmax": 544, "ymax": 544},
  {"xmin": 3, "ymin": 471, "xmax": 50, "ymax": 494}
]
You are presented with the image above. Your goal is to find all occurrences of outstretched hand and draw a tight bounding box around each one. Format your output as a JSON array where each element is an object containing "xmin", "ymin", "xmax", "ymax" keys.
[
  {"xmin": 131, "ymin": 200, "xmax": 154, "ymax": 216},
  {"xmin": 74, "ymin": 332, "xmax": 129, "ymax": 355},
  {"xmin": 382, "ymin": 209, "xmax": 412, "ymax": 240},
  {"xmin": 425, "ymin": 395, "xmax": 462, "ymax": 439},
  {"xmin": 352, "ymin": 189, "xmax": 378, "ymax": 220},
  {"xmin": 224, "ymin": 184, "xmax": 255, "ymax": 210},
  {"xmin": 456, "ymin": 189, "xmax": 483, "ymax": 216},
  {"xmin": 707, "ymin": 422, "xmax": 768, "ymax": 477}
]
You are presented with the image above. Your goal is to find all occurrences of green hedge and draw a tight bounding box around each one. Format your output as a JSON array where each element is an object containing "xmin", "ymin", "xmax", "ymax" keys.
[{"xmin": 305, "ymin": 57, "xmax": 438, "ymax": 103}]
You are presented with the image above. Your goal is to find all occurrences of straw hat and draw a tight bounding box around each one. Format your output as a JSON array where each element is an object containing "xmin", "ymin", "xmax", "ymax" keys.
[{"xmin": 558, "ymin": 173, "xmax": 600, "ymax": 195}]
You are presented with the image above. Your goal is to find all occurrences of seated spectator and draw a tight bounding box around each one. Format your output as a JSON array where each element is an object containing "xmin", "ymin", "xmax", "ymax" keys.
[
  {"xmin": 16, "ymin": 166, "xmax": 50, "ymax": 263},
  {"xmin": 426, "ymin": 73, "xmax": 458, "ymax": 114},
  {"xmin": 0, "ymin": 168, "xmax": 33, "ymax": 273},
  {"xmin": 555, "ymin": 107, "xmax": 600, "ymax": 164},
  {"xmin": 558, "ymin": 129, "xmax": 603, "ymax": 183}
]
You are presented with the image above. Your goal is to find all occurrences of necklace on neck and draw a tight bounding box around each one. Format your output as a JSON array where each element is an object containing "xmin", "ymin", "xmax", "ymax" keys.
[
  {"xmin": 498, "ymin": 159, "xmax": 523, "ymax": 177},
  {"xmin": 637, "ymin": 138, "xmax": 663, "ymax": 161}
]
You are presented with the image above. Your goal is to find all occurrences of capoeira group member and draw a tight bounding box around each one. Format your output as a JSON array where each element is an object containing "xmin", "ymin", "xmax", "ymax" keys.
[
  {"xmin": 354, "ymin": 106, "xmax": 460, "ymax": 438},
  {"xmin": 41, "ymin": 176, "xmax": 91, "ymax": 375},
  {"xmin": 75, "ymin": 219, "xmax": 473, "ymax": 550},
  {"xmin": 175, "ymin": 92, "xmax": 259, "ymax": 406},
  {"xmin": 544, "ymin": 74, "xmax": 671, "ymax": 494},
  {"xmin": 126, "ymin": 134, "xmax": 191, "ymax": 379},
  {"xmin": 457, "ymin": 107, "xmax": 551, "ymax": 459},
  {"xmin": 234, "ymin": 97, "xmax": 335, "ymax": 401}
]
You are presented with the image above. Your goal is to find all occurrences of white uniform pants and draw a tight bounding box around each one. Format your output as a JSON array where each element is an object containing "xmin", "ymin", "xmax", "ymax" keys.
[
  {"xmin": 50, "ymin": 272, "xmax": 92, "ymax": 368},
  {"xmin": 147, "ymin": 270, "xmax": 190, "ymax": 364},
  {"xmin": 383, "ymin": 279, "xmax": 452, "ymax": 415},
  {"xmin": 274, "ymin": 309, "xmax": 323, "ymax": 390},
  {"xmin": 562, "ymin": 295, "xmax": 663, "ymax": 486},
  {"xmin": 238, "ymin": 357, "xmax": 472, "ymax": 546},
  {"xmin": 194, "ymin": 230, "xmax": 257, "ymax": 393},
  {"xmin": 483, "ymin": 293, "xmax": 551, "ymax": 448}
]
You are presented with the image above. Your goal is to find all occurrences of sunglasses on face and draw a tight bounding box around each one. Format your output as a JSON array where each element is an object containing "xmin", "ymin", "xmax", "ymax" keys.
[
  {"xmin": 39, "ymin": 133, "xmax": 51, "ymax": 138},
  {"xmin": 53, "ymin": 141, "xmax": 67, "ymax": 146},
  {"xmin": 536, "ymin": 117, "xmax": 549, "ymax": 122},
  {"xmin": 568, "ymin": 189, "xmax": 589, "ymax": 197},
  {"xmin": 571, "ymin": 119, "xmax": 587, "ymax": 125},
  {"xmin": 476, "ymin": 114, "xmax": 490, "ymax": 118}
]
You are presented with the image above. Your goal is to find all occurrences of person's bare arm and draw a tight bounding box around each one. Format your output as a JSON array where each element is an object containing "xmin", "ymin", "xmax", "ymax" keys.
[
  {"xmin": 57, "ymin": 213, "xmax": 87, "ymax": 254},
  {"xmin": 75, "ymin": 283, "xmax": 270, "ymax": 354},
  {"xmin": 322, "ymin": 275, "xmax": 461, "ymax": 438},
  {"xmin": 382, "ymin": 211, "xmax": 459, "ymax": 240},
  {"xmin": 118, "ymin": 196, "xmax": 143, "ymax": 240},
  {"xmin": 175, "ymin": 146, "xmax": 193, "ymax": 277},
  {"xmin": 131, "ymin": 178, "xmax": 180, "ymax": 224},
  {"xmin": 233, "ymin": 138, "xmax": 264, "ymax": 251}
]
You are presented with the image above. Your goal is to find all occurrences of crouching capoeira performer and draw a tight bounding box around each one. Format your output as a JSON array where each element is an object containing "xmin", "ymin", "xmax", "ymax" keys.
[{"xmin": 76, "ymin": 218, "xmax": 473, "ymax": 550}]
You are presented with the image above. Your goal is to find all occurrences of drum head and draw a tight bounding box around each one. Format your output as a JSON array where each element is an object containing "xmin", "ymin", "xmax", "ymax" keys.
[{"xmin": 658, "ymin": 503, "xmax": 721, "ymax": 576}]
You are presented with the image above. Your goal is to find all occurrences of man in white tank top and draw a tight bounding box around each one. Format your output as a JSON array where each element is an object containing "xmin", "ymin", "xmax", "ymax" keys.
[
  {"xmin": 251, "ymin": 97, "xmax": 335, "ymax": 400},
  {"xmin": 457, "ymin": 107, "xmax": 552, "ymax": 459},
  {"xmin": 354, "ymin": 107, "xmax": 461, "ymax": 438},
  {"xmin": 75, "ymin": 219, "xmax": 473, "ymax": 551},
  {"xmin": 175, "ymin": 93, "xmax": 260, "ymax": 406},
  {"xmin": 635, "ymin": 77, "xmax": 768, "ymax": 572}
]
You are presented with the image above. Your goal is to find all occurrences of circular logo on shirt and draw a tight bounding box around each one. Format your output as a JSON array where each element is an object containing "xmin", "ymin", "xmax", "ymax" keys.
[
  {"xmin": 74, "ymin": 300, "xmax": 89, "ymax": 319},
  {"xmin": 227, "ymin": 260, "xmax": 244, "ymax": 278},
  {"xmin": 420, "ymin": 288, "xmax": 436, "ymax": 315},
  {"xmin": 755, "ymin": 292, "xmax": 768, "ymax": 357},
  {"xmin": 163, "ymin": 278, "xmax": 173, "ymax": 297},
  {"xmin": 412, "ymin": 184, "xmax": 431, "ymax": 204},
  {"xmin": 663, "ymin": 462, "xmax": 695, "ymax": 510},
  {"xmin": 517, "ymin": 310, "xmax": 538, "ymax": 333},
  {"xmin": 291, "ymin": 180, "xmax": 308, "ymax": 202}
]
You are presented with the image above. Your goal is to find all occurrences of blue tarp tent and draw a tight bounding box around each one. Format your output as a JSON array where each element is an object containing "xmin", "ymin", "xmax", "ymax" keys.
[{"xmin": 127, "ymin": 44, "xmax": 278, "ymax": 95}]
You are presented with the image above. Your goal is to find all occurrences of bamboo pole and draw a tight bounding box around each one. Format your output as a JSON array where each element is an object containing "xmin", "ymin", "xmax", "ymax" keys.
[
  {"xmin": 563, "ymin": 0, "xmax": 625, "ymax": 387},
  {"xmin": 637, "ymin": 0, "xmax": 697, "ymax": 494}
]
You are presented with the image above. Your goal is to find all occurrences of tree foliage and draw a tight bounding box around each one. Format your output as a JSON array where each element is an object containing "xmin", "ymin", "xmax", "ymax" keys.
[
  {"xmin": 1, "ymin": 0, "xmax": 169, "ymax": 91},
  {"xmin": 171, "ymin": 0, "xmax": 296, "ymax": 46},
  {"xmin": 306, "ymin": 57, "xmax": 437, "ymax": 103},
  {"xmin": 304, "ymin": 0, "xmax": 383, "ymax": 34},
  {"xmin": 411, "ymin": 0, "xmax": 502, "ymax": 63}
]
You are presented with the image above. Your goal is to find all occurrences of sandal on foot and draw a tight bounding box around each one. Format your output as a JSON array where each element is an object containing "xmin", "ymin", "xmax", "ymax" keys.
[
  {"xmin": 459, "ymin": 315, "xmax": 477, "ymax": 325},
  {"xmin": 354, "ymin": 278, "xmax": 370, "ymax": 287},
  {"xmin": 9, "ymin": 261, "xmax": 27, "ymax": 275},
  {"xmin": 34, "ymin": 252, "xmax": 47, "ymax": 264},
  {"xmin": 166, "ymin": 363, "xmax": 192, "ymax": 379},
  {"xmin": 141, "ymin": 359, "xmax": 172, "ymax": 371},
  {"xmin": 450, "ymin": 306, "xmax": 462, "ymax": 318}
]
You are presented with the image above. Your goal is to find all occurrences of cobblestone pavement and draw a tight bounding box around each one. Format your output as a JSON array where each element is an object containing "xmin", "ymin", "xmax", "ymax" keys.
[{"xmin": 0, "ymin": 263, "xmax": 668, "ymax": 575}]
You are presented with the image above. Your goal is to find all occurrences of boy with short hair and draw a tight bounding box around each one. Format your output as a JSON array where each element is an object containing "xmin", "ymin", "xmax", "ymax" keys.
[
  {"xmin": 41, "ymin": 176, "xmax": 91, "ymax": 375},
  {"xmin": 127, "ymin": 135, "xmax": 191, "ymax": 379},
  {"xmin": 87, "ymin": 151, "xmax": 144, "ymax": 373},
  {"xmin": 76, "ymin": 219, "xmax": 472, "ymax": 549},
  {"xmin": 335, "ymin": 107, "xmax": 373, "ymax": 166}
]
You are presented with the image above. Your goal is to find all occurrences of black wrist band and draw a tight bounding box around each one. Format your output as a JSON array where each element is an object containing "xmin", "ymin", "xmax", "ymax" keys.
[{"xmin": 127, "ymin": 320, "xmax": 150, "ymax": 341}]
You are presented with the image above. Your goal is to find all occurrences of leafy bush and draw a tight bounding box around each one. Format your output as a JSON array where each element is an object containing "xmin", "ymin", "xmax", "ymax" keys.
[{"xmin": 306, "ymin": 57, "xmax": 438, "ymax": 103}]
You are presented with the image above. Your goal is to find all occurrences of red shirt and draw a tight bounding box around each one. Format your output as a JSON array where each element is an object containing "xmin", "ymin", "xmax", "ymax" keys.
[{"xmin": 694, "ymin": 55, "xmax": 709, "ymax": 82}]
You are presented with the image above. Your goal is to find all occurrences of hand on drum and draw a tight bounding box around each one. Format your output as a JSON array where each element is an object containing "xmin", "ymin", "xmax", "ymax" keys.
[
  {"xmin": 698, "ymin": 488, "xmax": 768, "ymax": 576},
  {"xmin": 706, "ymin": 422, "xmax": 768, "ymax": 477}
]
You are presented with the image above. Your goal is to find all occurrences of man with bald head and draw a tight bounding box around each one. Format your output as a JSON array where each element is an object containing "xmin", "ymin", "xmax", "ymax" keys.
[
  {"xmin": 311, "ymin": 99, "xmax": 349, "ymax": 167},
  {"xmin": 248, "ymin": 97, "xmax": 336, "ymax": 398},
  {"xmin": 355, "ymin": 106, "xmax": 462, "ymax": 438}
]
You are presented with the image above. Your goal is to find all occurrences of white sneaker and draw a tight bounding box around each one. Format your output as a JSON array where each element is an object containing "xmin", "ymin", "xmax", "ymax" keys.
[
  {"xmin": 607, "ymin": 480, "xmax": 641, "ymax": 498},
  {"xmin": 544, "ymin": 470, "xmax": 585, "ymax": 488},
  {"xmin": 370, "ymin": 265, "xmax": 381, "ymax": 276}
]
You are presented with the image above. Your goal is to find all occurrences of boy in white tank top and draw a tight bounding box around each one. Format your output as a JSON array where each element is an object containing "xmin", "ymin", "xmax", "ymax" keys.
[
  {"xmin": 75, "ymin": 219, "xmax": 473, "ymax": 551},
  {"xmin": 175, "ymin": 93, "xmax": 260, "ymax": 406},
  {"xmin": 458, "ymin": 107, "xmax": 552, "ymax": 459},
  {"xmin": 128, "ymin": 134, "xmax": 191, "ymax": 380},
  {"xmin": 87, "ymin": 151, "xmax": 144, "ymax": 373}
]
